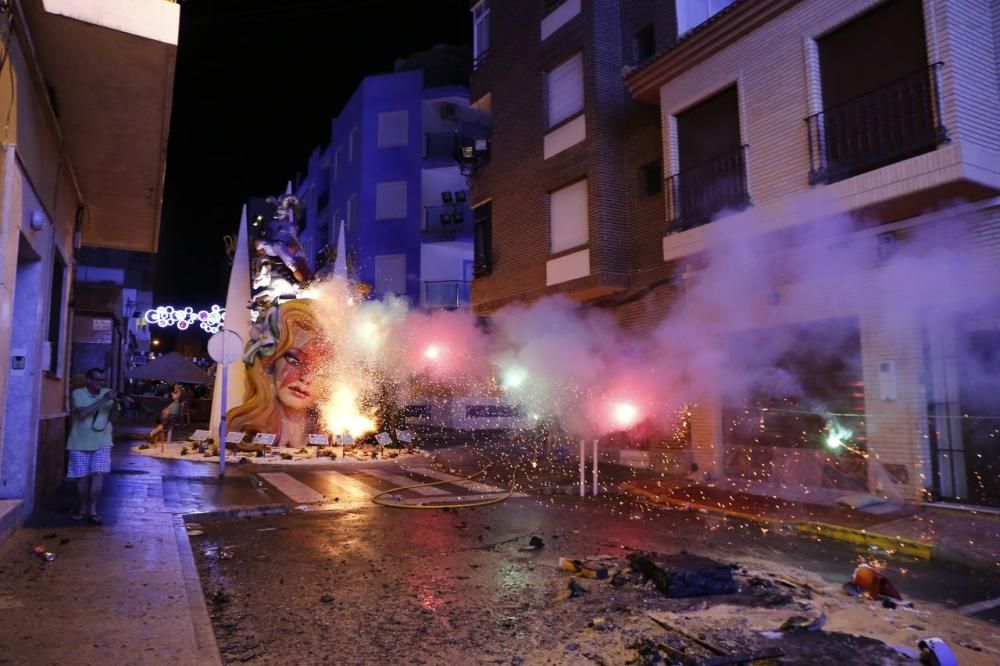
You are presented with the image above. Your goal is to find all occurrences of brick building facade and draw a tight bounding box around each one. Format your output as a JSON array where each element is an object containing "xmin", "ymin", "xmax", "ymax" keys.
[{"xmin": 470, "ymin": 0, "xmax": 1000, "ymax": 507}]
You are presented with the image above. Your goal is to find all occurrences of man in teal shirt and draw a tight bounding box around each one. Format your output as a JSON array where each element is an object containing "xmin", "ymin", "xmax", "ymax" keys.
[{"xmin": 66, "ymin": 368, "xmax": 117, "ymax": 524}]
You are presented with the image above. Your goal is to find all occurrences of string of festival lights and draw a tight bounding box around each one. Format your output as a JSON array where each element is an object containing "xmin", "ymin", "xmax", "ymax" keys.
[{"xmin": 144, "ymin": 305, "xmax": 225, "ymax": 333}]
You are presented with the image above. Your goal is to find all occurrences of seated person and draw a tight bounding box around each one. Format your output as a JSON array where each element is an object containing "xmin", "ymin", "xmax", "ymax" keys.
[{"xmin": 149, "ymin": 385, "xmax": 184, "ymax": 447}]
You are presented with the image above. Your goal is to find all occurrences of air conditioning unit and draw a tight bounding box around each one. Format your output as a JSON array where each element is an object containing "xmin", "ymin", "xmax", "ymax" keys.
[{"xmin": 439, "ymin": 102, "xmax": 458, "ymax": 121}]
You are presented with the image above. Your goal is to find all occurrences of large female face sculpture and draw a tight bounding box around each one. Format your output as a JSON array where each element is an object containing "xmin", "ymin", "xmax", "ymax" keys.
[{"xmin": 272, "ymin": 327, "xmax": 325, "ymax": 413}]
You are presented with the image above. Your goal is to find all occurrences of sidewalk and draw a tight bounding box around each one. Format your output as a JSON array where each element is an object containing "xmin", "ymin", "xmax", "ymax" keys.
[
  {"xmin": 0, "ymin": 426, "xmax": 281, "ymax": 666},
  {"xmin": 625, "ymin": 478, "xmax": 1000, "ymax": 570}
]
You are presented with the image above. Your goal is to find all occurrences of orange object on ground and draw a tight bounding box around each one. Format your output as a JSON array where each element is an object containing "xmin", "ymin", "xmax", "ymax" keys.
[{"xmin": 852, "ymin": 563, "xmax": 902, "ymax": 600}]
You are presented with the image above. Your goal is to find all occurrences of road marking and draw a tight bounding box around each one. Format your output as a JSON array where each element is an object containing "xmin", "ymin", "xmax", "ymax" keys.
[
  {"xmin": 361, "ymin": 468, "xmax": 451, "ymax": 496},
  {"xmin": 258, "ymin": 472, "xmax": 326, "ymax": 504},
  {"xmin": 309, "ymin": 469, "xmax": 376, "ymax": 500},
  {"xmin": 406, "ymin": 466, "xmax": 503, "ymax": 494},
  {"xmin": 956, "ymin": 595, "xmax": 1000, "ymax": 616}
]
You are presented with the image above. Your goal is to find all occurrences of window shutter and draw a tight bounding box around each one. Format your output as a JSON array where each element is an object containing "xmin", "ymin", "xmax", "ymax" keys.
[
  {"xmin": 549, "ymin": 179, "xmax": 588, "ymax": 253},
  {"xmin": 547, "ymin": 53, "xmax": 583, "ymax": 127},
  {"xmin": 376, "ymin": 181, "xmax": 408, "ymax": 220}
]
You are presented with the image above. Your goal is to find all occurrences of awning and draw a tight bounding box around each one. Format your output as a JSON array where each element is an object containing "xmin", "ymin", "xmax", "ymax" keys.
[{"xmin": 127, "ymin": 352, "xmax": 213, "ymax": 385}]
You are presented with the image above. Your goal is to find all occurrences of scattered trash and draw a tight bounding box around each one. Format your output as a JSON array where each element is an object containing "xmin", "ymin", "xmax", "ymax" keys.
[
  {"xmin": 204, "ymin": 546, "xmax": 235, "ymax": 560},
  {"xmin": 528, "ymin": 535, "xmax": 544, "ymax": 549},
  {"xmin": 851, "ymin": 563, "xmax": 903, "ymax": 601},
  {"xmin": 186, "ymin": 530, "xmax": 205, "ymax": 537},
  {"xmin": 780, "ymin": 612, "xmax": 826, "ymax": 631},
  {"xmin": 610, "ymin": 571, "xmax": 627, "ymax": 587},
  {"xmin": 186, "ymin": 523, "xmax": 204, "ymax": 531},
  {"xmin": 588, "ymin": 617, "xmax": 613, "ymax": 632},
  {"xmin": 31, "ymin": 545, "xmax": 56, "ymax": 562},
  {"xmin": 628, "ymin": 552, "xmax": 736, "ymax": 598},
  {"xmin": 882, "ymin": 598, "xmax": 897, "ymax": 609},
  {"xmin": 567, "ymin": 579, "xmax": 589, "ymax": 598},
  {"xmin": 917, "ymin": 637, "xmax": 958, "ymax": 666},
  {"xmin": 559, "ymin": 557, "xmax": 609, "ymax": 579},
  {"xmin": 760, "ymin": 630, "xmax": 783, "ymax": 640},
  {"xmin": 319, "ymin": 594, "xmax": 334, "ymax": 604}
]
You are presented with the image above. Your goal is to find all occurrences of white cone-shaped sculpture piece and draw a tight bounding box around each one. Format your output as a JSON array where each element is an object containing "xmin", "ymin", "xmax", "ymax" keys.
[
  {"xmin": 209, "ymin": 205, "xmax": 251, "ymax": 441},
  {"xmin": 333, "ymin": 218, "xmax": 347, "ymax": 277}
]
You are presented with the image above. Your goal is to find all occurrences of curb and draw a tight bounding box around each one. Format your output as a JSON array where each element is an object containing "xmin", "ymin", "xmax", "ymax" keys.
[
  {"xmin": 183, "ymin": 503, "xmax": 290, "ymax": 523},
  {"xmin": 623, "ymin": 483, "xmax": 997, "ymax": 569},
  {"xmin": 791, "ymin": 521, "xmax": 932, "ymax": 559},
  {"xmin": 172, "ymin": 516, "xmax": 223, "ymax": 665}
]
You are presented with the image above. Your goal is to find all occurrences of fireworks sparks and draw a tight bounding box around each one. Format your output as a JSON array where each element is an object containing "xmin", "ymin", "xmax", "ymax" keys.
[{"xmin": 613, "ymin": 402, "xmax": 640, "ymax": 429}]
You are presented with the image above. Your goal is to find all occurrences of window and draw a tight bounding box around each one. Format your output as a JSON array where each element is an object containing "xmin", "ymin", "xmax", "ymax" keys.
[
  {"xmin": 546, "ymin": 52, "xmax": 583, "ymax": 128},
  {"xmin": 549, "ymin": 179, "xmax": 588, "ymax": 254},
  {"xmin": 472, "ymin": 1, "xmax": 491, "ymax": 66},
  {"xmin": 473, "ymin": 201, "xmax": 493, "ymax": 277},
  {"xmin": 334, "ymin": 148, "xmax": 342, "ymax": 182},
  {"xmin": 347, "ymin": 195, "xmax": 357, "ymax": 232},
  {"xmin": 640, "ymin": 160, "xmax": 662, "ymax": 196},
  {"xmin": 677, "ymin": 0, "xmax": 736, "ymax": 35},
  {"xmin": 810, "ymin": 0, "xmax": 938, "ymax": 183},
  {"xmin": 635, "ymin": 24, "xmax": 656, "ymax": 62},
  {"xmin": 316, "ymin": 168, "xmax": 330, "ymax": 211},
  {"xmin": 669, "ymin": 86, "xmax": 748, "ymax": 229},
  {"xmin": 375, "ymin": 254, "xmax": 406, "ymax": 296},
  {"xmin": 376, "ymin": 181, "xmax": 408, "ymax": 220},
  {"xmin": 46, "ymin": 252, "xmax": 65, "ymax": 375},
  {"xmin": 348, "ymin": 127, "xmax": 359, "ymax": 163},
  {"xmin": 377, "ymin": 110, "xmax": 409, "ymax": 148}
]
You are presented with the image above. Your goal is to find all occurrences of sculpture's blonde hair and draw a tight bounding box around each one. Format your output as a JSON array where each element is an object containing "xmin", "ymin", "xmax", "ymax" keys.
[{"xmin": 227, "ymin": 299, "xmax": 319, "ymax": 436}]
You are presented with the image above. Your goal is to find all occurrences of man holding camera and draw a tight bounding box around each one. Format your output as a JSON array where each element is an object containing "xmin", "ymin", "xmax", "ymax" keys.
[{"xmin": 66, "ymin": 368, "xmax": 118, "ymax": 524}]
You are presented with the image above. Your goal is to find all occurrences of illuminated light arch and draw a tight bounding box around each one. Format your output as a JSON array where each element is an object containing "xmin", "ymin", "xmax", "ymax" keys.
[{"xmin": 144, "ymin": 304, "xmax": 226, "ymax": 334}]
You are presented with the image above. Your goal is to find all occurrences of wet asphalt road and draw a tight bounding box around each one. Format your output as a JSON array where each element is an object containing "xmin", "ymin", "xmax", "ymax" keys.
[{"xmin": 191, "ymin": 489, "xmax": 1000, "ymax": 664}]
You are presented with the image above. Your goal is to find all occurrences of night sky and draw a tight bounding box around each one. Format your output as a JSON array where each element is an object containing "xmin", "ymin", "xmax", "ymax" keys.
[{"xmin": 154, "ymin": 0, "xmax": 471, "ymax": 307}]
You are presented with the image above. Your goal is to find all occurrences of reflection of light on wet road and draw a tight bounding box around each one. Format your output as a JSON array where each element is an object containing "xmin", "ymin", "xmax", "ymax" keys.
[
  {"xmin": 307, "ymin": 469, "xmax": 376, "ymax": 506},
  {"xmin": 415, "ymin": 576, "xmax": 447, "ymax": 612},
  {"xmin": 494, "ymin": 562, "xmax": 531, "ymax": 598}
]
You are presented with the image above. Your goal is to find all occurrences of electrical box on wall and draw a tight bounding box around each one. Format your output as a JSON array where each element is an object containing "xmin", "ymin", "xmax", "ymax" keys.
[
  {"xmin": 879, "ymin": 360, "xmax": 897, "ymax": 401},
  {"xmin": 10, "ymin": 347, "xmax": 26, "ymax": 375}
]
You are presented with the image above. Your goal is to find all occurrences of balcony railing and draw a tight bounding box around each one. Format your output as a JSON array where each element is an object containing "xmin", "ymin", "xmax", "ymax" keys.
[
  {"xmin": 425, "ymin": 125, "xmax": 491, "ymax": 161},
  {"xmin": 806, "ymin": 62, "xmax": 948, "ymax": 185},
  {"xmin": 665, "ymin": 144, "xmax": 750, "ymax": 232},
  {"xmin": 425, "ymin": 203, "xmax": 471, "ymax": 233},
  {"xmin": 424, "ymin": 280, "xmax": 471, "ymax": 309}
]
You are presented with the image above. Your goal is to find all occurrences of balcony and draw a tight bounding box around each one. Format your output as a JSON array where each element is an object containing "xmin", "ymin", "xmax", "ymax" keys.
[
  {"xmin": 806, "ymin": 63, "xmax": 948, "ymax": 185},
  {"xmin": 424, "ymin": 281, "xmax": 470, "ymax": 309},
  {"xmin": 424, "ymin": 204, "xmax": 471, "ymax": 235},
  {"xmin": 22, "ymin": 0, "xmax": 179, "ymax": 253},
  {"xmin": 665, "ymin": 145, "xmax": 750, "ymax": 232},
  {"xmin": 424, "ymin": 124, "xmax": 491, "ymax": 162}
]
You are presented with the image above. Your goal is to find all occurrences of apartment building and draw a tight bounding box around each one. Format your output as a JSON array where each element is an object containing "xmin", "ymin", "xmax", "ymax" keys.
[
  {"xmin": 0, "ymin": 0, "xmax": 178, "ymax": 541},
  {"xmin": 472, "ymin": 0, "xmax": 1000, "ymax": 507},
  {"xmin": 296, "ymin": 46, "xmax": 489, "ymax": 310}
]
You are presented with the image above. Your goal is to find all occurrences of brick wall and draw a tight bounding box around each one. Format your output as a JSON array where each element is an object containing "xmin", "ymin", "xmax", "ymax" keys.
[{"xmin": 470, "ymin": 0, "xmax": 674, "ymax": 317}]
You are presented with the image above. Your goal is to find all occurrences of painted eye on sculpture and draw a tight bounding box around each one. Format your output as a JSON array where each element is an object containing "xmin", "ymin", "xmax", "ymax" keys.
[{"xmin": 284, "ymin": 353, "xmax": 303, "ymax": 367}]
